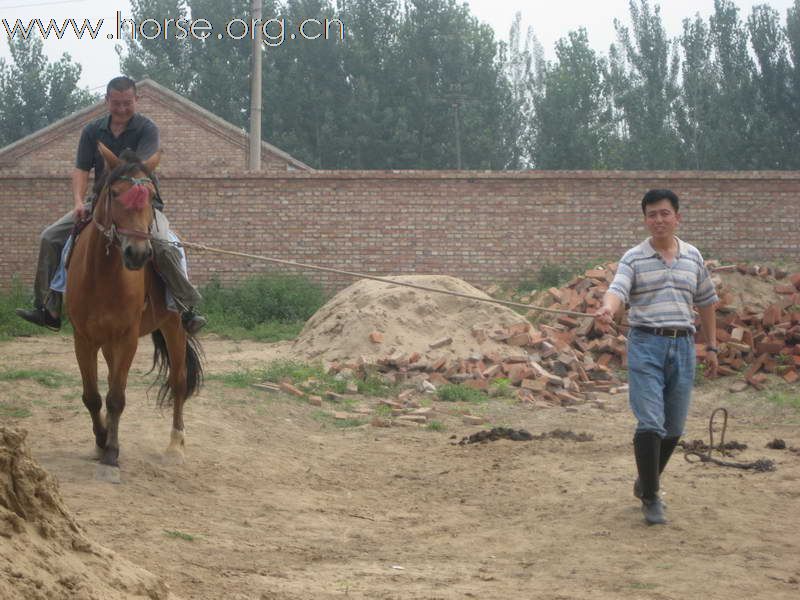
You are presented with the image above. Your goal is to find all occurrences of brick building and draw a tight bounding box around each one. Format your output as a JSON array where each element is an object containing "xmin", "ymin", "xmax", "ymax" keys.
[{"xmin": 1, "ymin": 79, "xmax": 798, "ymax": 293}]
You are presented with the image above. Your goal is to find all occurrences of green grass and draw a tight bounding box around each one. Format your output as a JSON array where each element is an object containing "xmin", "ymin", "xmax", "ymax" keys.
[
  {"xmin": 0, "ymin": 369, "xmax": 75, "ymax": 388},
  {"xmin": 205, "ymin": 370, "xmax": 264, "ymax": 388},
  {"xmin": 262, "ymin": 360, "xmax": 347, "ymax": 395},
  {"xmin": 374, "ymin": 403, "xmax": 393, "ymax": 417},
  {"xmin": 163, "ymin": 530, "xmax": 196, "ymax": 541},
  {"xmin": 0, "ymin": 278, "xmax": 55, "ymax": 340},
  {"xmin": 208, "ymin": 360, "xmax": 395, "ymax": 399},
  {"xmin": 765, "ymin": 390, "xmax": 800, "ymax": 410},
  {"xmin": 333, "ymin": 417, "xmax": 367, "ymax": 428},
  {"xmin": 207, "ymin": 361, "xmax": 337, "ymax": 391},
  {"xmin": 205, "ymin": 320, "xmax": 306, "ymax": 342},
  {"xmin": 356, "ymin": 373, "xmax": 394, "ymax": 397},
  {"xmin": 694, "ymin": 363, "xmax": 709, "ymax": 386},
  {"xmin": 426, "ymin": 420, "xmax": 445, "ymax": 431},
  {"xmin": 199, "ymin": 274, "xmax": 326, "ymax": 341},
  {"xmin": 628, "ymin": 582, "xmax": 658, "ymax": 590},
  {"xmin": 490, "ymin": 377, "xmax": 513, "ymax": 397},
  {"xmin": 1, "ymin": 273, "xmax": 322, "ymax": 342},
  {"xmin": 0, "ymin": 402, "xmax": 32, "ymax": 418},
  {"xmin": 436, "ymin": 384, "xmax": 488, "ymax": 403},
  {"xmin": 516, "ymin": 258, "xmax": 611, "ymax": 293},
  {"xmin": 311, "ymin": 410, "xmax": 366, "ymax": 428}
]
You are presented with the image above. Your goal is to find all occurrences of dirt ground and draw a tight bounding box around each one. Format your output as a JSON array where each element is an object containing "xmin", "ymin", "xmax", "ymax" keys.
[{"xmin": 1, "ymin": 333, "xmax": 799, "ymax": 600}]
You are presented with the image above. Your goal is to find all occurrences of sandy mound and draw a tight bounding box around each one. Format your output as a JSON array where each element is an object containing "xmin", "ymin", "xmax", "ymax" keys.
[
  {"xmin": 0, "ymin": 427, "xmax": 178, "ymax": 600},
  {"xmin": 714, "ymin": 270, "xmax": 787, "ymax": 311},
  {"xmin": 291, "ymin": 275, "xmax": 531, "ymax": 363}
]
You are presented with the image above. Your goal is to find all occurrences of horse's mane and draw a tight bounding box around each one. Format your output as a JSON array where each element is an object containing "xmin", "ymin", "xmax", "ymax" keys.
[{"xmin": 92, "ymin": 149, "xmax": 153, "ymax": 196}]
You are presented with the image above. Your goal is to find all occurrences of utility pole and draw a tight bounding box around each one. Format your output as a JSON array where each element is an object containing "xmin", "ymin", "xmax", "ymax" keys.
[
  {"xmin": 248, "ymin": 0, "xmax": 262, "ymax": 171},
  {"xmin": 453, "ymin": 100, "xmax": 462, "ymax": 170}
]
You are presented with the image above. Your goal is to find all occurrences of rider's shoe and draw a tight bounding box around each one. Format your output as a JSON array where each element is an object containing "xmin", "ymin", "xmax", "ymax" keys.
[
  {"xmin": 15, "ymin": 307, "xmax": 61, "ymax": 331},
  {"xmin": 181, "ymin": 309, "xmax": 207, "ymax": 335}
]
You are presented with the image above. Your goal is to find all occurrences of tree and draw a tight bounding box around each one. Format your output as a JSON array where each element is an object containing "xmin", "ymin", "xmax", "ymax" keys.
[
  {"xmin": 532, "ymin": 29, "xmax": 612, "ymax": 168},
  {"xmin": 748, "ymin": 3, "xmax": 794, "ymax": 168},
  {"xmin": 119, "ymin": 0, "xmax": 194, "ymax": 96},
  {"xmin": 701, "ymin": 0, "xmax": 759, "ymax": 168},
  {"xmin": 119, "ymin": 0, "xmax": 522, "ymax": 169},
  {"xmin": 121, "ymin": 0, "xmax": 260, "ymax": 129},
  {"xmin": 607, "ymin": 0, "xmax": 681, "ymax": 168},
  {"xmin": 505, "ymin": 12, "xmax": 543, "ymax": 167},
  {"xmin": 263, "ymin": 0, "xmax": 353, "ymax": 167},
  {"xmin": 0, "ymin": 37, "xmax": 96, "ymax": 147},
  {"xmin": 675, "ymin": 14, "xmax": 717, "ymax": 168},
  {"xmin": 786, "ymin": 0, "xmax": 800, "ymax": 166}
]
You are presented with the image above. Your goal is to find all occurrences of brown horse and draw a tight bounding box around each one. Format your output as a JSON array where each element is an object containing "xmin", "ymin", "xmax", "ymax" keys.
[{"xmin": 66, "ymin": 143, "xmax": 202, "ymax": 476}]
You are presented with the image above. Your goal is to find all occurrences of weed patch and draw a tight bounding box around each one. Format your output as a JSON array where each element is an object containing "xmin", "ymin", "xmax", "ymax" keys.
[
  {"xmin": 0, "ymin": 369, "xmax": 75, "ymax": 388},
  {"xmin": 436, "ymin": 384, "xmax": 488, "ymax": 403},
  {"xmin": 163, "ymin": 530, "xmax": 197, "ymax": 541},
  {"xmin": 200, "ymin": 274, "xmax": 325, "ymax": 341},
  {"xmin": 0, "ymin": 402, "xmax": 32, "ymax": 418},
  {"xmin": 765, "ymin": 390, "xmax": 800, "ymax": 410}
]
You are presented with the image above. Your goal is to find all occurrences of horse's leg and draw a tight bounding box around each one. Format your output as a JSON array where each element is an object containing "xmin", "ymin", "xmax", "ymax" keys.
[
  {"xmin": 74, "ymin": 334, "xmax": 106, "ymax": 453},
  {"xmin": 161, "ymin": 321, "xmax": 188, "ymax": 465},
  {"xmin": 100, "ymin": 333, "xmax": 139, "ymax": 467}
]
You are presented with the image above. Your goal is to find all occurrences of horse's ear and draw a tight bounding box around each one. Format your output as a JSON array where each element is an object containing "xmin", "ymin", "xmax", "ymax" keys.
[
  {"xmin": 98, "ymin": 142, "xmax": 119, "ymax": 171},
  {"xmin": 143, "ymin": 150, "xmax": 161, "ymax": 174}
]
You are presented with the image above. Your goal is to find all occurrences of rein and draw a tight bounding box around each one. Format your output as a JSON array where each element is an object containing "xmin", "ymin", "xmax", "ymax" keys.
[{"xmin": 94, "ymin": 174, "xmax": 155, "ymax": 251}]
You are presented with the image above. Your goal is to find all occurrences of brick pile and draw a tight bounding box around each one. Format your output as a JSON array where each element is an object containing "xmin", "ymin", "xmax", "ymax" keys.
[
  {"xmin": 324, "ymin": 269, "xmax": 628, "ymax": 409},
  {"xmin": 712, "ymin": 265, "xmax": 800, "ymax": 389},
  {"xmin": 325, "ymin": 262, "xmax": 798, "ymax": 406},
  {"xmin": 518, "ymin": 261, "xmax": 800, "ymax": 390}
]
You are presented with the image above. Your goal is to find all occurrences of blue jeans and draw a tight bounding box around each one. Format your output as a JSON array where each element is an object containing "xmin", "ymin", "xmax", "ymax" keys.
[{"xmin": 627, "ymin": 327, "xmax": 696, "ymax": 438}]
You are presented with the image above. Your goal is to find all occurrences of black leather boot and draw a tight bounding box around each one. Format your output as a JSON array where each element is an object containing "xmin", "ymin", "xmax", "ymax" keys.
[
  {"xmin": 634, "ymin": 435, "xmax": 681, "ymax": 500},
  {"xmin": 633, "ymin": 431, "xmax": 666, "ymax": 525},
  {"xmin": 15, "ymin": 307, "xmax": 61, "ymax": 331},
  {"xmin": 659, "ymin": 436, "xmax": 681, "ymax": 471},
  {"xmin": 181, "ymin": 309, "xmax": 207, "ymax": 335}
]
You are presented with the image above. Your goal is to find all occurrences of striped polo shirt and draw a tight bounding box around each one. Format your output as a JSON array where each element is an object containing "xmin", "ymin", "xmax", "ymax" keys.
[{"xmin": 608, "ymin": 237, "xmax": 718, "ymax": 332}]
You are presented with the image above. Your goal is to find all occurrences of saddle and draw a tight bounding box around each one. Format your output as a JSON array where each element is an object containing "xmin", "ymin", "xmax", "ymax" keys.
[{"xmin": 63, "ymin": 213, "xmax": 94, "ymax": 270}]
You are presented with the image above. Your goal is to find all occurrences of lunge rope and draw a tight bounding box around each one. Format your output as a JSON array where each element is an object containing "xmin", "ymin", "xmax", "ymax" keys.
[{"xmin": 166, "ymin": 239, "xmax": 595, "ymax": 319}]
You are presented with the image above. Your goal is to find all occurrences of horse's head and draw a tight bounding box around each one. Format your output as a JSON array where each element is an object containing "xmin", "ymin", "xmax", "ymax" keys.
[{"xmin": 95, "ymin": 143, "xmax": 160, "ymax": 270}]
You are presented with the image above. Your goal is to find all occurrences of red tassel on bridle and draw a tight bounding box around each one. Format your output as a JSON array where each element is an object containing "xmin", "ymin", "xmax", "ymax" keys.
[{"xmin": 120, "ymin": 184, "xmax": 150, "ymax": 210}]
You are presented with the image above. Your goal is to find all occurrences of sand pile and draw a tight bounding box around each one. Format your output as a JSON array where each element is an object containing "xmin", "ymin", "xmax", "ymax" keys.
[
  {"xmin": 291, "ymin": 275, "xmax": 531, "ymax": 364},
  {"xmin": 0, "ymin": 427, "xmax": 178, "ymax": 600}
]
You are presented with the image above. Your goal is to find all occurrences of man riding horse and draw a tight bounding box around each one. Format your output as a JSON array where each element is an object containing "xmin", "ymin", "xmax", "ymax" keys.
[{"xmin": 16, "ymin": 76, "xmax": 206, "ymax": 334}]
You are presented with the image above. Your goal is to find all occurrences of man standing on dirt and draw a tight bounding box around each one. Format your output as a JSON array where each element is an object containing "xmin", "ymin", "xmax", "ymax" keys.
[
  {"xmin": 595, "ymin": 189, "xmax": 718, "ymax": 525},
  {"xmin": 16, "ymin": 76, "xmax": 206, "ymax": 334}
]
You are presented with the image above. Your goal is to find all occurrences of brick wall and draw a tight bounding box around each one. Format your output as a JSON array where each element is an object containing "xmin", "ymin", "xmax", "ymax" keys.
[{"xmin": 3, "ymin": 170, "xmax": 798, "ymax": 293}]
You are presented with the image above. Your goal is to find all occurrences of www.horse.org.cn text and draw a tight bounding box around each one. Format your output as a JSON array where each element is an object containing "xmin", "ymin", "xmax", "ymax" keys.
[{"xmin": 2, "ymin": 11, "xmax": 345, "ymax": 47}]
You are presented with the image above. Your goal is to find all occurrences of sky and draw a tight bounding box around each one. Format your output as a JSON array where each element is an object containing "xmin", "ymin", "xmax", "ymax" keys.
[{"xmin": 0, "ymin": 0, "xmax": 796, "ymax": 92}]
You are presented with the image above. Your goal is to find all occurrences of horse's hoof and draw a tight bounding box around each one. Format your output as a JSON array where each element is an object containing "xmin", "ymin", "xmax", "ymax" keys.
[
  {"xmin": 95, "ymin": 463, "xmax": 121, "ymax": 484},
  {"xmin": 162, "ymin": 448, "xmax": 185, "ymax": 466}
]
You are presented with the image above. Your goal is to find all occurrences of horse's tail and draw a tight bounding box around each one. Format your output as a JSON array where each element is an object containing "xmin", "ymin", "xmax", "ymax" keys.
[{"xmin": 150, "ymin": 329, "xmax": 204, "ymax": 408}]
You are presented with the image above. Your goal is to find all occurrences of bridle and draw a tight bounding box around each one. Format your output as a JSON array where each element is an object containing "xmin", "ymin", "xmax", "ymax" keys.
[{"xmin": 93, "ymin": 174, "xmax": 156, "ymax": 251}]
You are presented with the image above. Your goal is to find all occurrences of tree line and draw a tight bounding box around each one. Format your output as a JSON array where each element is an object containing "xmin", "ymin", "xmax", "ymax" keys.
[{"xmin": 1, "ymin": 0, "xmax": 798, "ymax": 170}]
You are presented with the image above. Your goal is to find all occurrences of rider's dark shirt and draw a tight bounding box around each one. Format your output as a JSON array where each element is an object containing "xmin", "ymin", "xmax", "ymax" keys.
[{"xmin": 75, "ymin": 113, "xmax": 162, "ymax": 208}]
